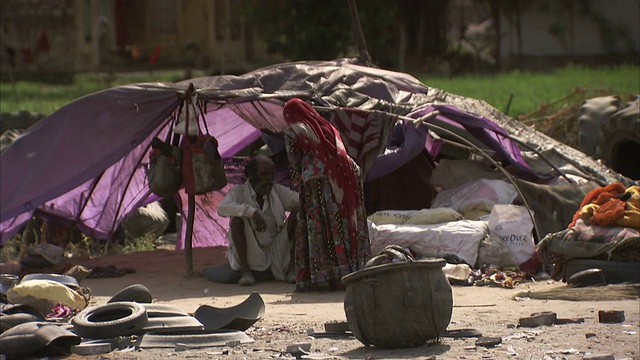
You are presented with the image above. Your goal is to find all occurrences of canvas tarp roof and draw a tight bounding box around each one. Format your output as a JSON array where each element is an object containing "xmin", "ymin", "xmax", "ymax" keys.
[{"xmin": 0, "ymin": 58, "xmax": 630, "ymax": 248}]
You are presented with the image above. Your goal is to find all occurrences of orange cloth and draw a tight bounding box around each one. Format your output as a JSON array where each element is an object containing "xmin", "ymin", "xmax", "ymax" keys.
[
  {"xmin": 568, "ymin": 182, "xmax": 626, "ymax": 228},
  {"xmin": 578, "ymin": 185, "xmax": 640, "ymax": 230},
  {"xmin": 588, "ymin": 198, "xmax": 626, "ymax": 226}
]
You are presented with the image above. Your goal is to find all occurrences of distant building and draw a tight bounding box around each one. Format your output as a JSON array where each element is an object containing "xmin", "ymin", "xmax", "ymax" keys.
[
  {"xmin": 0, "ymin": 0, "xmax": 281, "ymax": 75},
  {"xmin": 496, "ymin": 0, "xmax": 639, "ymax": 67}
]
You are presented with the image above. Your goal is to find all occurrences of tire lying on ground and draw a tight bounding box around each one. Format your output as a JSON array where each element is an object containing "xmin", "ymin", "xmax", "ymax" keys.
[
  {"xmin": 72, "ymin": 302, "xmax": 148, "ymax": 338},
  {"xmin": 600, "ymin": 98, "xmax": 640, "ymax": 180},
  {"xmin": 107, "ymin": 284, "xmax": 153, "ymax": 303}
]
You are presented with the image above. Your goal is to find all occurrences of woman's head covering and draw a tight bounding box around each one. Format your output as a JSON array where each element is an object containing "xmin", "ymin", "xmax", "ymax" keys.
[{"xmin": 283, "ymin": 98, "xmax": 361, "ymax": 215}]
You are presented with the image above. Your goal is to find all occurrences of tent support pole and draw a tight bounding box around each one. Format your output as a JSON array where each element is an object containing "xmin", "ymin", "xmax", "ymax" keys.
[
  {"xmin": 347, "ymin": 0, "xmax": 373, "ymax": 66},
  {"xmin": 185, "ymin": 194, "xmax": 195, "ymax": 276}
]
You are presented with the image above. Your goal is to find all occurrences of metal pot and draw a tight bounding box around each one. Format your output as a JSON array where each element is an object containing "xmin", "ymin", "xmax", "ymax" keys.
[{"xmin": 341, "ymin": 246, "xmax": 453, "ymax": 348}]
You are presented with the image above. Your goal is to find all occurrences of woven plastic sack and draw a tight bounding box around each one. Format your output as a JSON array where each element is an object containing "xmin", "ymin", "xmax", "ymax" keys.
[
  {"xmin": 182, "ymin": 134, "xmax": 226, "ymax": 195},
  {"xmin": 148, "ymin": 139, "xmax": 183, "ymax": 198}
]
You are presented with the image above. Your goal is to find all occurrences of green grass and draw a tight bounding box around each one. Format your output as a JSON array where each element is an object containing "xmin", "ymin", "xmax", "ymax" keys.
[
  {"xmin": 0, "ymin": 71, "xmax": 191, "ymax": 115},
  {"xmin": 420, "ymin": 64, "xmax": 639, "ymax": 118},
  {"xmin": 1, "ymin": 65, "xmax": 638, "ymax": 119}
]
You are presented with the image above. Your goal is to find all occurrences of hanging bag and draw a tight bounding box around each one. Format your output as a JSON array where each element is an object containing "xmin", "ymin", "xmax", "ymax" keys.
[
  {"xmin": 148, "ymin": 114, "xmax": 183, "ymax": 198},
  {"xmin": 181, "ymin": 98, "xmax": 227, "ymax": 195}
]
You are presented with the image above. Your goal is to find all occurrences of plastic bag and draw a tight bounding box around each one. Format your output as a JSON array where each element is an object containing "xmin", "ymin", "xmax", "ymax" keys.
[{"xmin": 488, "ymin": 204, "xmax": 535, "ymax": 265}]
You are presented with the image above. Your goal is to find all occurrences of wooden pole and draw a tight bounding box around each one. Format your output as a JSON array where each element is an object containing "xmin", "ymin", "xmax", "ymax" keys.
[
  {"xmin": 185, "ymin": 194, "xmax": 195, "ymax": 276},
  {"xmin": 347, "ymin": 0, "xmax": 373, "ymax": 66}
]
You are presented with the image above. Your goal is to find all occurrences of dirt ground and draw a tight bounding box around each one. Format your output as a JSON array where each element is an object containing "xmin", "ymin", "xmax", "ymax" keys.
[{"xmin": 39, "ymin": 247, "xmax": 640, "ymax": 359}]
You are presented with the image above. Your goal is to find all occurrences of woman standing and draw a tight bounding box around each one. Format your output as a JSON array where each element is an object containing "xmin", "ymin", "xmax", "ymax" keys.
[{"xmin": 283, "ymin": 98, "xmax": 371, "ymax": 292}]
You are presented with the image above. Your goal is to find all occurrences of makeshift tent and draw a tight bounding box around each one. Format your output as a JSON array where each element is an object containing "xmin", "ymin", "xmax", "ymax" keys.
[{"xmin": 1, "ymin": 58, "xmax": 632, "ymax": 251}]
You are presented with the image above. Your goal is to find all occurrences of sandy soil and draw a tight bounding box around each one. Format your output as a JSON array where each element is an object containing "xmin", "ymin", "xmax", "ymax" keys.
[{"xmin": 31, "ymin": 247, "xmax": 640, "ymax": 359}]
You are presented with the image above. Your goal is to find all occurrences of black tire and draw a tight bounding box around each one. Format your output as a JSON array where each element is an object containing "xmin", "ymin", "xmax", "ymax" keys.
[
  {"xmin": 107, "ymin": 284, "xmax": 153, "ymax": 303},
  {"xmin": 600, "ymin": 99, "xmax": 640, "ymax": 180},
  {"xmin": 71, "ymin": 302, "xmax": 148, "ymax": 338}
]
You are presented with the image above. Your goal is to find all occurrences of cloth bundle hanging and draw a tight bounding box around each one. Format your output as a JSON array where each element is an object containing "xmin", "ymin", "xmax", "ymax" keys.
[
  {"xmin": 181, "ymin": 97, "xmax": 226, "ymax": 195},
  {"xmin": 147, "ymin": 115, "xmax": 183, "ymax": 198}
]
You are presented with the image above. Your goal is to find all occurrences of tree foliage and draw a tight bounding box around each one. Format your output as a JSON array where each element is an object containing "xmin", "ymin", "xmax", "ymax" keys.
[{"xmin": 241, "ymin": 0, "xmax": 399, "ymax": 66}]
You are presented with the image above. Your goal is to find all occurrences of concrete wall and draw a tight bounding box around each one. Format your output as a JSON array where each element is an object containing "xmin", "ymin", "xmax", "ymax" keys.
[
  {"xmin": 0, "ymin": 0, "xmax": 280, "ymax": 75},
  {"xmin": 499, "ymin": 0, "xmax": 640, "ymax": 57},
  {"xmin": 0, "ymin": 0, "xmax": 77, "ymax": 74}
]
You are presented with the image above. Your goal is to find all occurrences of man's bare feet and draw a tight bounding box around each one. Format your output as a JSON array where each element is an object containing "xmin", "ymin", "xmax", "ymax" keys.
[{"xmin": 239, "ymin": 272, "xmax": 256, "ymax": 286}]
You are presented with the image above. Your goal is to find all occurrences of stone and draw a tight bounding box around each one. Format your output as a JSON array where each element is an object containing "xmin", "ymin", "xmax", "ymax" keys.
[
  {"xmin": 518, "ymin": 311, "xmax": 557, "ymax": 327},
  {"xmin": 598, "ymin": 310, "xmax": 625, "ymax": 323},
  {"xmin": 555, "ymin": 317, "xmax": 585, "ymax": 325},
  {"xmin": 475, "ymin": 337, "xmax": 502, "ymax": 347}
]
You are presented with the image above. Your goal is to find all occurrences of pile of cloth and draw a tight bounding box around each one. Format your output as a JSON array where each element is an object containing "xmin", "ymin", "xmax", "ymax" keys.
[{"xmin": 537, "ymin": 183, "xmax": 640, "ymax": 280}]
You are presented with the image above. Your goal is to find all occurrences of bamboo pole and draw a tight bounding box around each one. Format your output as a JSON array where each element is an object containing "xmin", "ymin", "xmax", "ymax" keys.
[{"xmin": 347, "ymin": 0, "xmax": 373, "ymax": 66}]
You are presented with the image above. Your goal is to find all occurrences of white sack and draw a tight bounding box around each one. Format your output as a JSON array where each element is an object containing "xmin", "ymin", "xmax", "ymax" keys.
[
  {"xmin": 367, "ymin": 210, "xmax": 418, "ymax": 225},
  {"xmin": 122, "ymin": 201, "xmax": 169, "ymax": 238},
  {"xmin": 406, "ymin": 208, "xmax": 463, "ymax": 225},
  {"xmin": 431, "ymin": 179, "xmax": 518, "ymax": 215},
  {"xmin": 368, "ymin": 220, "xmax": 488, "ymax": 265},
  {"xmin": 475, "ymin": 233, "xmax": 517, "ymax": 268},
  {"xmin": 368, "ymin": 208, "xmax": 462, "ymax": 225},
  {"xmin": 488, "ymin": 204, "xmax": 536, "ymax": 265}
]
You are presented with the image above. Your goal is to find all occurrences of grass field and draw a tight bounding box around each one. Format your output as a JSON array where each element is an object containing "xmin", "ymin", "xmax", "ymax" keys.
[
  {"xmin": 0, "ymin": 64, "xmax": 638, "ymax": 119},
  {"xmin": 421, "ymin": 64, "xmax": 639, "ymax": 118}
]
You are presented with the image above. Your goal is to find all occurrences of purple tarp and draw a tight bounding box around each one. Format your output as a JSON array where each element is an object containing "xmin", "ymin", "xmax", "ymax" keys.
[{"xmin": 1, "ymin": 58, "xmax": 624, "ymax": 247}]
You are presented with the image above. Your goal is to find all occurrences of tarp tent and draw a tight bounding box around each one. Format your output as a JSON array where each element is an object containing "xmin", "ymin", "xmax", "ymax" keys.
[{"xmin": 0, "ymin": 58, "xmax": 631, "ymax": 248}]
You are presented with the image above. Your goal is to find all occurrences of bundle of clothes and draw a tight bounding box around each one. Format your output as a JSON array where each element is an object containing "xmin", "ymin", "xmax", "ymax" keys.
[{"xmin": 537, "ymin": 183, "xmax": 640, "ymax": 281}]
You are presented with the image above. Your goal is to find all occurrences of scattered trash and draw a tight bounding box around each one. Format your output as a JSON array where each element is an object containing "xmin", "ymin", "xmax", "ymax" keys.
[
  {"xmin": 442, "ymin": 328, "xmax": 482, "ymax": 338},
  {"xmin": 544, "ymin": 348, "xmax": 580, "ymax": 356},
  {"xmin": 301, "ymin": 354, "xmax": 335, "ymax": 360},
  {"xmin": 598, "ymin": 310, "xmax": 625, "ymax": 323},
  {"xmin": 205, "ymin": 349, "xmax": 230, "ymax": 356},
  {"xmin": 475, "ymin": 336, "xmax": 502, "ymax": 347},
  {"xmin": 560, "ymin": 348, "xmax": 580, "ymax": 355},
  {"xmin": 306, "ymin": 322, "xmax": 354, "ymax": 339},
  {"xmin": 582, "ymin": 354, "xmax": 616, "ymax": 360},
  {"xmin": 71, "ymin": 341, "xmax": 111, "ymax": 355},
  {"xmin": 307, "ymin": 328, "xmax": 353, "ymax": 339},
  {"xmin": 503, "ymin": 330, "xmax": 541, "ymax": 341},
  {"xmin": 506, "ymin": 345, "xmax": 519, "ymax": 356},
  {"xmin": 286, "ymin": 343, "xmax": 311, "ymax": 357}
]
